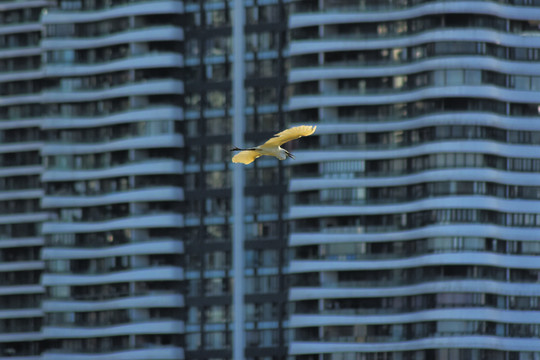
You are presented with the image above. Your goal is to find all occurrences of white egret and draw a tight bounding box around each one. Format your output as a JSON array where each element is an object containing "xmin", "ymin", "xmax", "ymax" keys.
[{"xmin": 231, "ymin": 125, "xmax": 316, "ymax": 164}]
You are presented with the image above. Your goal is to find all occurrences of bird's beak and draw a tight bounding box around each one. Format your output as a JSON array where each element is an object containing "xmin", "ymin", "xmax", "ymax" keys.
[{"xmin": 286, "ymin": 151, "xmax": 295, "ymax": 159}]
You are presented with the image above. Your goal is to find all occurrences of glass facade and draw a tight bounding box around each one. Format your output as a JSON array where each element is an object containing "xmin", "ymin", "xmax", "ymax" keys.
[
  {"xmin": 183, "ymin": 0, "xmax": 289, "ymax": 359},
  {"xmin": 287, "ymin": 0, "xmax": 540, "ymax": 359}
]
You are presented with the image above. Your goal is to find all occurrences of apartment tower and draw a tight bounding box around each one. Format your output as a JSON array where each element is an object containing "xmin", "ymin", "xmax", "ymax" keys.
[
  {"xmin": 183, "ymin": 0, "xmax": 289, "ymax": 358},
  {"xmin": 0, "ymin": 0, "xmax": 291, "ymax": 358},
  {"xmin": 0, "ymin": 1, "xmax": 48, "ymax": 358},
  {"xmin": 286, "ymin": 1, "xmax": 540, "ymax": 359},
  {"xmin": 2, "ymin": 0, "xmax": 540, "ymax": 360},
  {"xmin": 39, "ymin": 0, "xmax": 185, "ymax": 358},
  {"xmin": 37, "ymin": 0, "xmax": 290, "ymax": 359}
]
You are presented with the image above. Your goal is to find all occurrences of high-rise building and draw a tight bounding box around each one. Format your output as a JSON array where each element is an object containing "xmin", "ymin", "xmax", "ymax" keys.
[
  {"xmin": 2, "ymin": 1, "xmax": 540, "ymax": 360},
  {"xmin": 39, "ymin": 0, "xmax": 185, "ymax": 358},
  {"xmin": 0, "ymin": 0, "xmax": 290, "ymax": 359},
  {"xmin": 287, "ymin": 1, "xmax": 540, "ymax": 360},
  {"xmin": 183, "ymin": 0, "xmax": 289, "ymax": 358},
  {"xmin": 0, "ymin": 0, "xmax": 292, "ymax": 358},
  {"xmin": 0, "ymin": 0, "xmax": 47, "ymax": 358}
]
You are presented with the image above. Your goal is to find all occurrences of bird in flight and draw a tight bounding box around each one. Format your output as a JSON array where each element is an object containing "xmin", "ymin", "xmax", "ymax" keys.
[{"xmin": 231, "ymin": 125, "xmax": 316, "ymax": 165}]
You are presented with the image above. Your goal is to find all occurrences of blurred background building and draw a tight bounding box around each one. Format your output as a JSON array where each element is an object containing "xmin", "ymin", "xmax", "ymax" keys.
[
  {"xmin": 0, "ymin": 0, "xmax": 540, "ymax": 360},
  {"xmin": 182, "ymin": 0, "xmax": 289, "ymax": 359},
  {"xmin": 0, "ymin": 0, "xmax": 47, "ymax": 358},
  {"xmin": 39, "ymin": 0, "xmax": 185, "ymax": 359}
]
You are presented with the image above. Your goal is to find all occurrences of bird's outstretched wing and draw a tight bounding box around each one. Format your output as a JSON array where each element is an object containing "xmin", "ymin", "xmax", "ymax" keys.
[
  {"xmin": 232, "ymin": 150, "xmax": 261, "ymax": 164},
  {"xmin": 260, "ymin": 125, "xmax": 316, "ymax": 148}
]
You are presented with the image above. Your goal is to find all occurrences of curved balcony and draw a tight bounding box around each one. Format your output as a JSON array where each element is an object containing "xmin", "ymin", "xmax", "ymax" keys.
[
  {"xmin": 290, "ymin": 252, "xmax": 540, "ymax": 275},
  {"xmin": 289, "ymin": 1, "xmax": 540, "ymax": 25},
  {"xmin": 290, "ymin": 336, "xmax": 540, "ymax": 355},
  {"xmin": 290, "ymin": 308, "xmax": 540, "ymax": 328},
  {"xmin": 0, "ymin": 93, "xmax": 41, "ymax": 107},
  {"xmin": 46, "ymin": 311, "xmax": 183, "ymax": 328},
  {"xmin": 275, "ymin": 240, "xmax": 532, "ymax": 262},
  {"xmin": 0, "ymin": 261, "xmax": 43, "ymax": 273},
  {"xmin": 289, "ymin": 57, "xmax": 540, "ymax": 84},
  {"xmin": 293, "ymin": 167, "xmax": 540, "ymax": 187},
  {"xmin": 293, "ymin": 165, "xmax": 539, "ymax": 186},
  {"xmin": 294, "ymin": 186, "xmax": 540, "ymax": 207},
  {"xmin": 295, "ymin": 108, "xmax": 540, "ymax": 126},
  {"xmin": 42, "ymin": 79, "xmax": 184, "ymax": 103},
  {"xmin": 43, "ymin": 293, "xmax": 184, "ymax": 312},
  {"xmin": 42, "ymin": 0, "xmax": 184, "ymax": 23},
  {"xmin": 290, "ymin": 141, "xmax": 540, "ymax": 167},
  {"xmin": 0, "ymin": 285, "xmax": 43, "ymax": 297},
  {"xmin": 0, "ymin": 22, "xmax": 41, "ymax": 36},
  {"xmin": 41, "ymin": 159, "xmax": 183, "ymax": 181},
  {"xmin": 42, "ymin": 265, "xmax": 183, "ymax": 286},
  {"xmin": 41, "ymin": 105, "xmax": 183, "ymax": 129},
  {"xmin": 42, "ymin": 346, "xmax": 184, "ymax": 360},
  {"xmin": 293, "ymin": 24, "xmax": 540, "ymax": 44},
  {"xmin": 43, "ymin": 319, "xmax": 184, "ymax": 338},
  {"xmin": 295, "ymin": 296, "xmax": 535, "ymax": 316},
  {"xmin": 0, "ymin": 309, "xmax": 42, "ymax": 320},
  {"xmin": 0, "ymin": 141, "xmax": 42, "ymax": 154},
  {"xmin": 0, "ymin": 332, "xmax": 42, "ymax": 343},
  {"xmin": 0, "ymin": 46, "xmax": 41, "ymax": 60},
  {"xmin": 42, "ymin": 134, "xmax": 184, "ymax": 156},
  {"xmin": 290, "ymin": 169, "xmax": 540, "ymax": 195},
  {"xmin": 304, "ymin": 118, "xmax": 540, "ymax": 140},
  {"xmin": 0, "ymin": 189, "xmax": 42, "ymax": 202},
  {"xmin": 296, "ymin": 69, "xmax": 540, "ymax": 100},
  {"xmin": 290, "ymin": 223, "xmax": 539, "ymax": 246},
  {"xmin": 289, "ymin": 195, "xmax": 540, "ymax": 220},
  {"xmin": 43, "ymin": 52, "xmax": 183, "ymax": 77},
  {"xmin": 0, "ymin": 118, "xmax": 41, "ymax": 130},
  {"xmin": 299, "ymin": 274, "xmax": 540, "ymax": 293},
  {"xmin": 42, "ymin": 213, "xmax": 184, "ymax": 233},
  {"xmin": 0, "ymin": 69, "xmax": 43, "ymax": 83},
  {"xmin": 289, "ymin": 280, "xmax": 540, "ymax": 301},
  {"xmin": 41, "ymin": 26, "xmax": 183, "ymax": 50},
  {"xmin": 0, "ymin": 237, "xmax": 43, "ymax": 249},
  {"xmin": 45, "ymin": 121, "xmax": 181, "ymax": 145},
  {"xmin": 0, "ymin": 212, "xmax": 50, "ymax": 225},
  {"xmin": 289, "ymin": 28, "xmax": 540, "ymax": 56},
  {"xmin": 43, "ymin": 239, "xmax": 184, "ymax": 259},
  {"xmin": 42, "ymin": 187, "xmax": 184, "ymax": 208},
  {"xmin": 289, "ymin": 10, "xmax": 540, "ymax": 33},
  {"xmin": 0, "ymin": 0, "xmax": 48, "ymax": 10},
  {"xmin": 289, "ymin": 85, "xmax": 540, "ymax": 111},
  {"xmin": 51, "ymin": 287, "xmax": 181, "ymax": 303}
]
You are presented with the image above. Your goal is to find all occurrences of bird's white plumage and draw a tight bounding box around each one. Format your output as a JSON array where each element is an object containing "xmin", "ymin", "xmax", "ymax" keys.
[{"xmin": 232, "ymin": 125, "xmax": 316, "ymax": 164}]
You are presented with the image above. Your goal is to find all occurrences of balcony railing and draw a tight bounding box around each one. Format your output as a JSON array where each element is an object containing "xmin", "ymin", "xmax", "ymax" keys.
[
  {"xmin": 49, "ymin": 0, "xmax": 173, "ymax": 12},
  {"xmin": 291, "ymin": 0, "xmax": 540, "ymax": 14},
  {"xmin": 46, "ymin": 316, "xmax": 182, "ymax": 328},
  {"xmin": 49, "ymin": 289, "xmax": 180, "ymax": 301}
]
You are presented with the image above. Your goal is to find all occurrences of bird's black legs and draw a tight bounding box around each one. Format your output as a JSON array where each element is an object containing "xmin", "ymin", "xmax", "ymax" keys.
[{"xmin": 285, "ymin": 149, "xmax": 295, "ymax": 159}]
